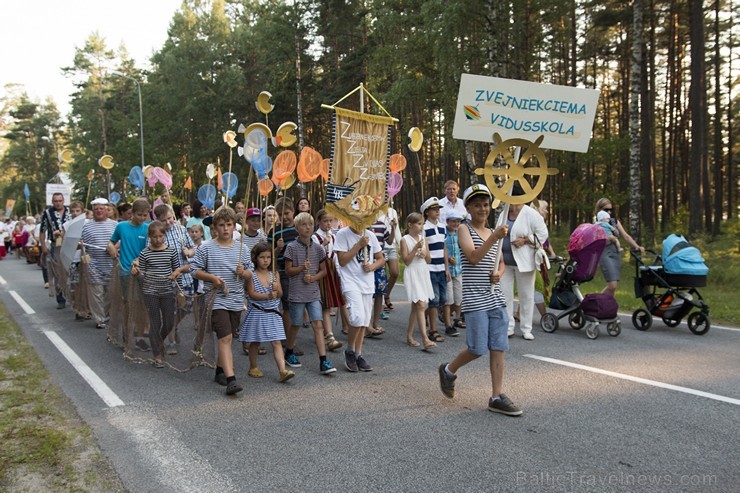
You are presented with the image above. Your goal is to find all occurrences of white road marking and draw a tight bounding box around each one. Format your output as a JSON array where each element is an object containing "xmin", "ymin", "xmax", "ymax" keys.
[
  {"xmin": 9, "ymin": 290, "xmax": 35, "ymax": 314},
  {"xmin": 44, "ymin": 331, "xmax": 124, "ymax": 408},
  {"xmin": 524, "ymin": 354, "xmax": 740, "ymax": 406},
  {"xmin": 0, "ymin": 275, "xmax": 7, "ymax": 285}
]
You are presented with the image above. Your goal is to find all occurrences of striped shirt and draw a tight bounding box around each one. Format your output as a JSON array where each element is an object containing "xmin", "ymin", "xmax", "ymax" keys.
[
  {"xmin": 284, "ymin": 238, "xmax": 327, "ymax": 302},
  {"xmin": 80, "ymin": 219, "xmax": 117, "ymax": 285},
  {"xmin": 461, "ymin": 223, "xmax": 506, "ymax": 313},
  {"xmin": 137, "ymin": 247, "xmax": 179, "ymax": 295},
  {"xmin": 267, "ymin": 226, "xmax": 297, "ymax": 274},
  {"xmin": 424, "ymin": 219, "xmax": 447, "ymax": 273},
  {"xmin": 190, "ymin": 239, "xmax": 250, "ymax": 311},
  {"xmin": 240, "ymin": 230, "xmax": 267, "ymax": 264},
  {"xmin": 150, "ymin": 224, "xmax": 195, "ymax": 289},
  {"xmin": 369, "ymin": 220, "xmax": 389, "ymax": 247}
]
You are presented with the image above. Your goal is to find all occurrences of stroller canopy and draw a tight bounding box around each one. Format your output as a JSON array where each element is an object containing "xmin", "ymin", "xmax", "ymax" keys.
[
  {"xmin": 662, "ymin": 234, "xmax": 709, "ymax": 276},
  {"xmin": 569, "ymin": 223, "xmax": 607, "ymax": 254}
]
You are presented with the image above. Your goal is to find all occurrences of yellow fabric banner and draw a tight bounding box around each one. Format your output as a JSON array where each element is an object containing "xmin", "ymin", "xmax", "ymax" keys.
[{"xmin": 325, "ymin": 108, "xmax": 392, "ymax": 230}]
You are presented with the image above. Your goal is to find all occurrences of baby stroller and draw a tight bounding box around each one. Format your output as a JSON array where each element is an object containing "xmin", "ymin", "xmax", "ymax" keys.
[
  {"xmin": 540, "ymin": 223, "xmax": 621, "ymax": 339},
  {"xmin": 631, "ymin": 234, "xmax": 710, "ymax": 335}
]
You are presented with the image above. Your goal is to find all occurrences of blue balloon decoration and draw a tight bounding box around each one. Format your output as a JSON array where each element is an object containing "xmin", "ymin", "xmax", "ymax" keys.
[
  {"xmin": 197, "ymin": 184, "xmax": 217, "ymax": 209},
  {"xmin": 220, "ymin": 172, "xmax": 238, "ymax": 199},
  {"xmin": 127, "ymin": 166, "xmax": 145, "ymax": 189},
  {"xmin": 109, "ymin": 192, "xmax": 121, "ymax": 205}
]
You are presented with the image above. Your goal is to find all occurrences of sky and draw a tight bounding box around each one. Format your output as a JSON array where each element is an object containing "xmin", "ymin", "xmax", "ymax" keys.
[{"xmin": 1, "ymin": 0, "xmax": 183, "ymax": 116}]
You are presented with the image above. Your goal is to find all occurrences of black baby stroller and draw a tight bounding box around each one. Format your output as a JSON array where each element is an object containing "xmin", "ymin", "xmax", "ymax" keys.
[
  {"xmin": 631, "ymin": 234, "xmax": 710, "ymax": 335},
  {"xmin": 540, "ymin": 223, "xmax": 621, "ymax": 339}
]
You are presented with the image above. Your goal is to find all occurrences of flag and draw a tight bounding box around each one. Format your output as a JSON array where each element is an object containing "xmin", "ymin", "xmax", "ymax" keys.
[
  {"xmin": 24, "ymin": 183, "xmax": 30, "ymax": 200},
  {"xmin": 184, "ymin": 176, "xmax": 192, "ymax": 190}
]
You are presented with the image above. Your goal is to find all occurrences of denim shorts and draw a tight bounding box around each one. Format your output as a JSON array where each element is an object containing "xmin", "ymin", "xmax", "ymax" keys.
[
  {"xmin": 289, "ymin": 300, "xmax": 323, "ymax": 326},
  {"xmin": 428, "ymin": 271, "xmax": 448, "ymax": 308},
  {"xmin": 464, "ymin": 306, "xmax": 509, "ymax": 355}
]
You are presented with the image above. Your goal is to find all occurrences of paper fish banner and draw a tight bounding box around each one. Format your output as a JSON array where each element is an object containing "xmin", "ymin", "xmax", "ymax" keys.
[
  {"xmin": 407, "ymin": 127, "xmax": 424, "ymax": 152},
  {"xmin": 221, "ymin": 172, "xmax": 238, "ymax": 198},
  {"xmin": 388, "ymin": 172, "xmax": 403, "ymax": 198},
  {"xmin": 272, "ymin": 122, "xmax": 297, "ymax": 148},
  {"xmin": 223, "ymin": 130, "xmax": 237, "ymax": 148},
  {"xmin": 255, "ymin": 91, "xmax": 274, "ymax": 115},
  {"xmin": 59, "ymin": 149, "xmax": 74, "ymax": 164},
  {"xmin": 98, "ymin": 155, "xmax": 115, "ymax": 170},
  {"xmin": 24, "ymin": 183, "xmax": 30, "ymax": 200},
  {"xmin": 128, "ymin": 166, "xmax": 145, "ymax": 189},
  {"xmin": 87, "ymin": 169, "xmax": 95, "ymax": 181},
  {"xmin": 197, "ymin": 184, "xmax": 217, "ymax": 209},
  {"xmin": 206, "ymin": 163, "xmax": 217, "ymax": 180},
  {"xmin": 109, "ymin": 192, "xmax": 121, "ymax": 205}
]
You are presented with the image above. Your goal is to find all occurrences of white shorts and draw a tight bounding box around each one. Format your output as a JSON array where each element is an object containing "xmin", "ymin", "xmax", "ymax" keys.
[
  {"xmin": 446, "ymin": 276, "xmax": 462, "ymax": 306},
  {"xmin": 344, "ymin": 291, "xmax": 373, "ymax": 328},
  {"xmin": 383, "ymin": 244, "xmax": 398, "ymax": 261}
]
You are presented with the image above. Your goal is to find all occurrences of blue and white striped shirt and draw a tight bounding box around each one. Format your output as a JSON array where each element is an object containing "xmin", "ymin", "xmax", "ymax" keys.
[
  {"xmin": 190, "ymin": 239, "xmax": 251, "ymax": 311},
  {"xmin": 424, "ymin": 219, "xmax": 447, "ymax": 273},
  {"xmin": 80, "ymin": 219, "xmax": 117, "ymax": 285}
]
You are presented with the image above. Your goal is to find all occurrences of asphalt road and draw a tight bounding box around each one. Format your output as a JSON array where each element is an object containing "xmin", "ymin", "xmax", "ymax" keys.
[{"xmin": 1, "ymin": 256, "xmax": 738, "ymax": 493}]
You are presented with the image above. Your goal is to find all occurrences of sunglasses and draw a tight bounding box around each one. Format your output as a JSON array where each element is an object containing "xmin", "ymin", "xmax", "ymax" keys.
[{"xmin": 602, "ymin": 208, "xmax": 613, "ymax": 213}]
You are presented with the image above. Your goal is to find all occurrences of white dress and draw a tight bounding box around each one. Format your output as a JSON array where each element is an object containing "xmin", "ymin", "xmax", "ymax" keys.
[{"xmin": 402, "ymin": 235, "xmax": 435, "ymax": 303}]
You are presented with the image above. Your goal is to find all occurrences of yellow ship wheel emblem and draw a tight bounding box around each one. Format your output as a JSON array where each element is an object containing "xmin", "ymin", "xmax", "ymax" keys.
[{"xmin": 474, "ymin": 133, "xmax": 558, "ymax": 205}]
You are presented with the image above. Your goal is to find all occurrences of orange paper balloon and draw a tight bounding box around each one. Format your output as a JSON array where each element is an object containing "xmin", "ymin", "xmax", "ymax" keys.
[
  {"xmin": 258, "ymin": 177, "xmax": 274, "ymax": 196},
  {"xmin": 297, "ymin": 147, "xmax": 322, "ymax": 182},
  {"xmin": 273, "ymin": 150, "xmax": 297, "ymax": 181},
  {"xmin": 389, "ymin": 153, "xmax": 407, "ymax": 173},
  {"xmin": 320, "ymin": 158, "xmax": 330, "ymax": 182}
]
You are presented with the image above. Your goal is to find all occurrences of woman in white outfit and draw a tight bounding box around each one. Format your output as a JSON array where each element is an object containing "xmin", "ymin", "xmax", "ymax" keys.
[{"xmin": 499, "ymin": 184, "xmax": 548, "ymax": 340}]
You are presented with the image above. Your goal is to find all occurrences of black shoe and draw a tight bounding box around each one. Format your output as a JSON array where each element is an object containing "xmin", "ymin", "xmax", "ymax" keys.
[
  {"xmin": 488, "ymin": 394, "xmax": 523, "ymax": 416},
  {"xmin": 226, "ymin": 380, "xmax": 243, "ymax": 395},
  {"xmin": 445, "ymin": 326, "xmax": 460, "ymax": 337},
  {"xmin": 438, "ymin": 363, "xmax": 457, "ymax": 399},
  {"xmin": 214, "ymin": 372, "xmax": 227, "ymax": 386}
]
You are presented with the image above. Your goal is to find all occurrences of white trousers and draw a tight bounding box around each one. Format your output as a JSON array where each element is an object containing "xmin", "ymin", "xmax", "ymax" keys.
[
  {"xmin": 500, "ymin": 265, "xmax": 536, "ymax": 335},
  {"xmin": 89, "ymin": 283, "xmax": 110, "ymax": 325}
]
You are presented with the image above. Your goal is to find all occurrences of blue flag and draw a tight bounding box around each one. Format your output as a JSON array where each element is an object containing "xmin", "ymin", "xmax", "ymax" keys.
[{"xmin": 24, "ymin": 183, "xmax": 30, "ymax": 200}]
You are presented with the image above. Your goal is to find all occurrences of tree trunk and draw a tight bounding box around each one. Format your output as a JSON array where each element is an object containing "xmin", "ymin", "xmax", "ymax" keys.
[
  {"xmin": 629, "ymin": 0, "xmax": 643, "ymax": 240},
  {"xmin": 688, "ymin": 0, "xmax": 706, "ymax": 236},
  {"xmin": 712, "ymin": 0, "xmax": 723, "ymax": 235},
  {"xmin": 727, "ymin": 0, "xmax": 735, "ymax": 223}
]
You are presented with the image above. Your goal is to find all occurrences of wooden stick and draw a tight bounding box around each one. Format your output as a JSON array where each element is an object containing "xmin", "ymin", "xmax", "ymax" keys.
[{"xmin": 237, "ymin": 168, "xmax": 255, "ymax": 267}]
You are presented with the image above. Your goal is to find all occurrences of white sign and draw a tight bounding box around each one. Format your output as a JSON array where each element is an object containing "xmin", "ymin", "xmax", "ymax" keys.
[
  {"xmin": 452, "ymin": 74, "xmax": 601, "ymax": 153},
  {"xmin": 45, "ymin": 184, "xmax": 71, "ymax": 206}
]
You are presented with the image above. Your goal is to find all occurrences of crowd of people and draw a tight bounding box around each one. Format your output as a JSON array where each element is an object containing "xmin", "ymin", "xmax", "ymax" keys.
[{"xmin": 0, "ymin": 181, "xmax": 641, "ymax": 416}]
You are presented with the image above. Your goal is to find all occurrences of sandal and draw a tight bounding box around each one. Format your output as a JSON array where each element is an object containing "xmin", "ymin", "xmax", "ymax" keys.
[
  {"xmin": 258, "ymin": 346, "xmax": 267, "ymax": 355},
  {"xmin": 385, "ymin": 302, "xmax": 394, "ymax": 310},
  {"xmin": 242, "ymin": 343, "xmax": 249, "ymax": 355},
  {"xmin": 454, "ymin": 319, "xmax": 466, "ymax": 329},
  {"xmin": 422, "ymin": 340, "xmax": 437, "ymax": 352},
  {"xmin": 428, "ymin": 331, "xmax": 445, "ymax": 342},
  {"xmin": 406, "ymin": 339, "xmax": 421, "ymax": 347},
  {"xmin": 365, "ymin": 327, "xmax": 383, "ymax": 338}
]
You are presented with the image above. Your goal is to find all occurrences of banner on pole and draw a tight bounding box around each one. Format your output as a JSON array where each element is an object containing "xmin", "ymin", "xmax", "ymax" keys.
[
  {"xmin": 46, "ymin": 184, "xmax": 71, "ymax": 206},
  {"xmin": 325, "ymin": 108, "xmax": 391, "ymax": 230},
  {"xmin": 452, "ymin": 74, "xmax": 601, "ymax": 153}
]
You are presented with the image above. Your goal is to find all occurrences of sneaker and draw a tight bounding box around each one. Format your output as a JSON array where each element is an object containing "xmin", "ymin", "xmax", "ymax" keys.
[
  {"xmin": 522, "ymin": 333, "xmax": 534, "ymax": 341},
  {"xmin": 380, "ymin": 311, "xmax": 389, "ymax": 320},
  {"xmin": 438, "ymin": 363, "xmax": 457, "ymax": 399},
  {"xmin": 135, "ymin": 338, "xmax": 151, "ymax": 352},
  {"xmin": 320, "ymin": 360, "xmax": 337, "ymax": 375},
  {"xmin": 44, "ymin": 282, "xmax": 49, "ymax": 289},
  {"xmin": 95, "ymin": 323, "xmax": 107, "ymax": 330},
  {"xmin": 214, "ymin": 372, "xmax": 227, "ymax": 386},
  {"xmin": 226, "ymin": 380, "xmax": 243, "ymax": 395},
  {"xmin": 356, "ymin": 355, "xmax": 373, "ymax": 372},
  {"xmin": 445, "ymin": 326, "xmax": 460, "ymax": 337},
  {"xmin": 488, "ymin": 394, "xmax": 523, "ymax": 416},
  {"xmin": 279, "ymin": 370, "xmax": 295, "ymax": 383},
  {"xmin": 248, "ymin": 367, "xmax": 263, "ymax": 378},
  {"xmin": 344, "ymin": 350, "xmax": 358, "ymax": 372},
  {"xmin": 285, "ymin": 353, "xmax": 302, "ymax": 368},
  {"xmin": 326, "ymin": 335, "xmax": 343, "ymax": 351},
  {"xmin": 166, "ymin": 343, "xmax": 178, "ymax": 355},
  {"xmin": 153, "ymin": 358, "xmax": 165, "ymax": 369}
]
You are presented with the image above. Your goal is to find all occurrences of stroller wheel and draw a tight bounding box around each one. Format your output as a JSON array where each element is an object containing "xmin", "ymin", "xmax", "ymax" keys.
[
  {"xmin": 569, "ymin": 311, "xmax": 585, "ymax": 330},
  {"xmin": 632, "ymin": 308, "xmax": 652, "ymax": 331},
  {"xmin": 607, "ymin": 320, "xmax": 621, "ymax": 337},
  {"xmin": 540, "ymin": 313, "xmax": 558, "ymax": 333},
  {"xmin": 662, "ymin": 317, "xmax": 680, "ymax": 327},
  {"xmin": 687, "ymin": 312, "xmax": 710, "ymax": 335},
  {"xmin": 585, "ymin": 323, "xmax": 599, "ymax": 339}
]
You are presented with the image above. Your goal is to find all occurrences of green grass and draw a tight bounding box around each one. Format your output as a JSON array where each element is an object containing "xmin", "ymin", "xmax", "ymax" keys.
[{"xmin": 0, "ymin": 302, "xmax": 125, "ymax": 492}]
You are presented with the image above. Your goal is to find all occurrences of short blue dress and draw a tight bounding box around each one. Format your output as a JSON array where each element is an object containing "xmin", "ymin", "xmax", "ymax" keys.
[{"xmin": 239, "ymin": 271, "xmax": 285, "ymax": 343}]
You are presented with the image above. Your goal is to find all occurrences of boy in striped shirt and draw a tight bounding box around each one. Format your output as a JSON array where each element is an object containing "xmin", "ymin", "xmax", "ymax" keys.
[{"xmin": 421, "ymin": 197, "xmax": 450, "ymax": 343}]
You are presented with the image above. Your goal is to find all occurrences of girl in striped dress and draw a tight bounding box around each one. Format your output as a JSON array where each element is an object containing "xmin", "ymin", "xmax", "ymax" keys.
[
  {"xmin": 239, "ymin": 242, "xmax": 295, "ymax": 383},
  {"xmin": 313, "ymin": 209, "xmax": 345, "ymax": 351}
]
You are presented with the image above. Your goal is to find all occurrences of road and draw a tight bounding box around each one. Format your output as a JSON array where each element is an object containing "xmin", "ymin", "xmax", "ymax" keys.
[{"xmin": 1, "ymin": 256, "xmax": 738, "ymax": 492}]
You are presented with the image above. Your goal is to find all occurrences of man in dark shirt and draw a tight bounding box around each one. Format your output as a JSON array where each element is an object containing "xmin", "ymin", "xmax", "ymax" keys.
[{"xmin": 39, "ymin": 192, "xmax": 71, "ymax": 309}]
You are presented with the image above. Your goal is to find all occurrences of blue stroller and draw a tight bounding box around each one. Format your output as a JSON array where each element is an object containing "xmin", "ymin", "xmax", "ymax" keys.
[{"xmin": 631, "ymin": 234, "xmax": 710, "ymax": 335}]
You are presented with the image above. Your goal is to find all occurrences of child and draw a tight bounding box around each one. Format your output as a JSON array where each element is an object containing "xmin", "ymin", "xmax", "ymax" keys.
[
  {"xmin": 188, "ymin": 223, "xmax": 205, "ymax": 249},
  {"xmin": 12, "ymin": 222, "xmax": 23, "ymax": 259},
  {"xmin": 190, "ymin": 206, "xmax": 250, "ymax": 396},
  {"xmin": 239, "ymin": 242, "xmax": 295, "ymax": 382},
  {"xmin": 596, "ymin": 210, "xmax": 623, "ymax": 252},
  {"xmin": 420, "ymin": 197, "xmax": 451, "ymax": 342},
  {"xmin": 64, "ymin": 201, "xmax": 85, "ymax": 318},
  {"xmin": 108, "ymin": 197, "xmax": 152, "ymax": 351},
  {"xmin": 266, "ymin": 197, "xmax": 297, "ymax": 336},
  {"xmin": 443, "ymin": 210, "xmax": 465, "ymax": 334},
  {"xmin": 400, "ymin": 213, "xmax": 436, "ymax": 351},
  {"xmin": 283, "ymin": 212, "xmax": 336, "ymax": 375},
  {"xmin": 334, "ymin": 222, "xmax": 385, "ymax": 372},
  {"xmin": 312, "ymin": 209, "xmax": 345, "ymax": 352},
  {"xmin": 368, "ymin": 213, "xmax": 393, "ymax": 336},
  {"xmin": 131, "ymin": 221, "xmax": 181, "ymax": 368}
]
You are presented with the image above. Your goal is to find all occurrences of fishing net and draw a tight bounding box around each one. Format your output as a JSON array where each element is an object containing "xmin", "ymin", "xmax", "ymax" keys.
[
  {"xmin": 45, "ymin": 249, "xmax": 68, "ymax": 300},
  {"xmin": 70, "ymin": 252, "xmax": 92, "ymax": 318},
  {"xmin": 107, "ymin": 261, "xmax": 218, "ymax": 371}
]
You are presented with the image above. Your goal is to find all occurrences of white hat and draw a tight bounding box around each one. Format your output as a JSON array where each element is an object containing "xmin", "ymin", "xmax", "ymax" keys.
[
  {"xmin": 445, "ymin": 210, "xmax": 464, "ymax": 221},
  {"xmin": 596, "ymin": 210, "xmax": 610, "ymax": 221},
  {"xmin": 420, "ymin": 197, "xmax": 442, "ymax": 214},
  {"xmin": 462, "ymin": 184, "xmax": 492, "ymax": 205},
  {"xmin": 91, "ymin": 198, "xmax": 109, "ymax": 206}
]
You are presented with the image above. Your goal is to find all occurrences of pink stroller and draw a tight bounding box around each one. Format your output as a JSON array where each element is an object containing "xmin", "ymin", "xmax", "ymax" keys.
[{"xmin": 540, "ymin": 223, "xmax": 621, "ymax": 339}]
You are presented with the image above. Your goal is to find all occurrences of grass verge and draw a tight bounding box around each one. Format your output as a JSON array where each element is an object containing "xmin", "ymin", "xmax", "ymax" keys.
[{"xmin": 0, "ymin": 302, "xmax": 125, "ymax": 492}]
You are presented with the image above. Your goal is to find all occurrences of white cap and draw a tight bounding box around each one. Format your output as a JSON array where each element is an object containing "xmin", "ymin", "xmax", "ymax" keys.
[
  {"xmin": 462, "ymin": 184, "xmax": 492, "ymax": 205},
  {"xmin": 445, "ymin": 210, "xmax": 465, "ymax": 221},
  {"xmin": 90, "ymin": 198, "xmax": 109, "ymax": 206},
  {"xmin": 420, "ymin": 197, "xmax": 442, "ymax": 214},
  {"xmin": 596, "ymin": 210, "xmax": 610, "ymax": 221}
]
